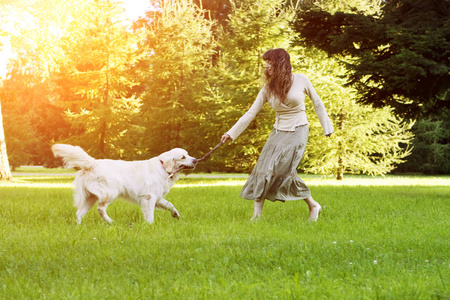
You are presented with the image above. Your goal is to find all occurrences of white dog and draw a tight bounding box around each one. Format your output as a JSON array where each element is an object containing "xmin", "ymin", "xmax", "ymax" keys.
[{"xmin": 51, "ymin": 144, "xmax": 197, "ymax": 225}]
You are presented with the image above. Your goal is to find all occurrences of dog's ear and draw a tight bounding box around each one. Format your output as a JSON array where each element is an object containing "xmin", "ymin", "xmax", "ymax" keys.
[{"xmin": 162, "ymin": 158, "xmax": 176, "ymax": 174}]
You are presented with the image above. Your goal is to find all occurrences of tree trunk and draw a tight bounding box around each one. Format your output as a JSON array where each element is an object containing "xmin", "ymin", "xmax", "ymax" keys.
[
  {"xmin": 0, "ymin": 100, "xmax": 12, "ymax": 180},
  {"xmin": 99, "ymin": 120, "xmax": 106, "ymax": 157},
  {"xmin": 336, "ymin": 105, "xmax": 345, "ymax": 180},
  {"xmin": 337, "ymin": 147, "xmax": 344, "ymax": 180}
]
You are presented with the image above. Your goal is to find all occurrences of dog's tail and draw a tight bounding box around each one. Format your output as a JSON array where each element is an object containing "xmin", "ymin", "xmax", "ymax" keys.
[{"xmin": 51, "ymin": 144, "xmax": 96, "ymax": 171}]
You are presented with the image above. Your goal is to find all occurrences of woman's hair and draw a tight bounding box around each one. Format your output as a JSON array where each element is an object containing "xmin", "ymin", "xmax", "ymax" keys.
[{"xmin": 262, "ymin": 48, "xmax": 292, "ymax": 103}]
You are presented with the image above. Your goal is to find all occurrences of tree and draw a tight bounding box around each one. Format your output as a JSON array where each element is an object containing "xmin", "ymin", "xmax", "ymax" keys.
[
  {"xmin": 56, "ymin": 0, "xmax": 143, "ymax": 159},
  {"xmin": 1, "ymin": 0, "xmax": 143, "ymax": 165},
  {"xmin": 1, "ymin": 0, "xmax": 78, "ymax": 80},
  {"xmin": 0, "ymin": 0, "xmax": 421, "ymax": 176},
  {"xmin": 289, "ymin": 1, "xmax": 415, "ymax": 179},
  {"xmin": 0, "ymin": 52, "xmax": 11, "ymax": 178},
  {"xmin": 210, "ymin": 0, "xmax": 414, "ymax": 177},
  {"xmin": 285, "ymin": 47, "xmax": 414, "ymax": 180},
  {"xmin": 193, "ymin": 0, "xmax": 232, "ymax": 26},
  {"xmin": 399, "ymin": 109, "xmax": 450, "ymax": 174},
  {"xmin": 134, "ymin": 0, "xmax": 216, "ymax": 161},
  {"xmin": 0, "ymin": 83, "xmax": 36, "ymax": 170},
  {"xmin": 0, "ymin": 91, "xmax": 12, "ymax": 180},
  {"xmin": 0, "ymin": 0, "xmax": 93, "ymax": 169},
  {"xmin": 292, "ymin": 0, "xmax": 450, "ymax": 119}
]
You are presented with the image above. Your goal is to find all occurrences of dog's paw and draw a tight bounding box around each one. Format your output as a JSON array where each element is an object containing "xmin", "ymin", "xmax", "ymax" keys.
[{"xmin": 171, "ymin": 209, "xmax": 181, "ymax": 219}]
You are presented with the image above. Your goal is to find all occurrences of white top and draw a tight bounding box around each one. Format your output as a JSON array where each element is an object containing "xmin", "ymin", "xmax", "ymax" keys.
[{"xmin": 227, "ymin": 74, "xmax": 334, "ymax": 140}]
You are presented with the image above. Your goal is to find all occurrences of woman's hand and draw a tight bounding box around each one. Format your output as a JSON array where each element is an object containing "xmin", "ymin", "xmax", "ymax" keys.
[{"xmin": 221, "ymin": 133, "xmax": 232, "ymax": 143}]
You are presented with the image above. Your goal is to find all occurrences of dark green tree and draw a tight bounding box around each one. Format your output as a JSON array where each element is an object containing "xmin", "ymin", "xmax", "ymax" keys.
[
  {"xmin": 288, "ymin": 0, "xmax": 414, "ymax": 179},
  {"xmin": 291, "ymin": 47, "xmax": 413, "ymax": 180},
  {"xmin": 292, "ymin": 0, "xmax": 450, "ymax": 119},
  {"xmin": 400, "ymin": 109, "xmax": 450, "ymax": 174}
]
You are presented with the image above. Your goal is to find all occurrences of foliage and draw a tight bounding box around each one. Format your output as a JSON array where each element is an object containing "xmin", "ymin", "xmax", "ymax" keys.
[
  {"xmin": 0, "ymin": 0, "xmax": 439, "ymax": 176},
  {"xmin": 193, "ymin": 0, "xmax": 232, "ymax": 26},
  {"xmin": 0, "ymin": 0, "xmax": 93, "ymax": 168},
  {"xmin": 0, "ymin": 0, "xmax": 78, "ymax": 79},
  {"xmin": 292, "ymin": 46, "xmax": 414, "ymax": 180},
  {"xmin": 0, "ymin": 98, "xmax": 12, "ymax": 180},
  {"xmin": 292, "ymin": 0, "xmax": 450, "ymax": 119},
  {"xmin": 285, "ymin": 0, "xmax": 415, "ymax": 179},
  {"xmin": 399, "ymin": 109, "xmax": 450, "ymax": 174},
  {"xmin": 0, "ymin": 1, "xmax": 64, "ymax": 178},
  {"xmin": 133, "ymin": 0, "xmax": 216, "ymax": 162},
  {"xmin": 55, "ymin": 0, "xmax": 143, "ymax": 159},
  {"xmin": 0, "ymin": 64, "xmax": 71, "ymax": 167},
  {"xmin": 0, "ymin": 87, "xmax": 35, "ymax": 169}
]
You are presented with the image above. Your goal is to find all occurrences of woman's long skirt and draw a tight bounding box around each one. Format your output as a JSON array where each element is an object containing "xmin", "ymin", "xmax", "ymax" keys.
[{"xmin": 240, "ymin": 125, "xmax": 311, "ymax": 202}]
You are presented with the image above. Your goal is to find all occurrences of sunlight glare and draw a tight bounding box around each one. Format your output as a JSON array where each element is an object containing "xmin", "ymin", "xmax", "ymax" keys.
[
  {"xmin": 0, "ymin": 7, "xmax": 35, "ymax": 79},
  {"xmin": 116, "ymin": 0, "xmax": 154, "ymax": 21}
]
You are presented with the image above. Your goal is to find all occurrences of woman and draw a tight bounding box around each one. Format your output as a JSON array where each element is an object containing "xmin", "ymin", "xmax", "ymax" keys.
[{"xmin": 221, "ymin": 48, "xmax": 334, "ymax": 221}]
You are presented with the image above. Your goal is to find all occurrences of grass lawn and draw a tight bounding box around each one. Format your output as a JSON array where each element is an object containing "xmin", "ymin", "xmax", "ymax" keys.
[
  {"xmin": 12, "ymin": 166, "xmax": 76, "ymax": 174},
  {"xmin": 0, "ymin": 173, "xmax": 449, "ymax": 299}
]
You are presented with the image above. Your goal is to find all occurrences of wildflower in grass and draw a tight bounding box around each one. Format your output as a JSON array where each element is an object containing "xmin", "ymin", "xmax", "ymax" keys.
[{"xmin": 373, "ymin": 260, "xmax": 377, "ymax": 265}]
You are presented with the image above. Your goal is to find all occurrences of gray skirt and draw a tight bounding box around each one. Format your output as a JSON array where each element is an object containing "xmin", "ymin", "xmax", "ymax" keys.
[{"xmin": 240, "ymin": 125, "xmax": 311, "ymax": 202}]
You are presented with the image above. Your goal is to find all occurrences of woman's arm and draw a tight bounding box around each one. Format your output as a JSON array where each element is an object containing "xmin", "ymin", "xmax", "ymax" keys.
[
  {"xmin": 302, "ymin": 74, "xmax": 334, "ymax": 136},
  {"xmin": 223, "ymin": 88, "xmax": 266, "ymax": 141}
]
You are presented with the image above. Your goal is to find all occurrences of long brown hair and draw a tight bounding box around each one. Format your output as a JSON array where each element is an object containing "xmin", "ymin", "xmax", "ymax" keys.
[{"xmin": 262, "ymin": 48, "xmax": 293, "ymax": 103}]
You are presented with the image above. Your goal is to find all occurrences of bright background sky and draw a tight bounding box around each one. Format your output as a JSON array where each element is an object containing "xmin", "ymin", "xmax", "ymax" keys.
[
  {"xmin": 0, "ymin": 0, "xmax": 152, "ymax": 80},
  {"xmin": 119, "ymin": 0, "xmax": 152, "ymax": 21}
]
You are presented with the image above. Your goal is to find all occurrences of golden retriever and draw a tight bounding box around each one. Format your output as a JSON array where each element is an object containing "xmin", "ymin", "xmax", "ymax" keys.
[{"xmin": 51, "ymin": 144, "xmax": 197, "ymax": 225}]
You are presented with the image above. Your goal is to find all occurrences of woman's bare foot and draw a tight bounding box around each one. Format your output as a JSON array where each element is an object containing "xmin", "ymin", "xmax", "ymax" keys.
[
  {"xmin": 251, "ymin": 199, "xmax": 264, "ymax": 221},
  {"xmin": 250, "ymin": 214, "xmax": 261, "ymax": 222},
  {"xmin": 308, "ymin": 204, "xmax": 322, "ymax": 221},
  {"xmin": 304, "ymin": 196, "xmax": 322, "ymax": 221}
]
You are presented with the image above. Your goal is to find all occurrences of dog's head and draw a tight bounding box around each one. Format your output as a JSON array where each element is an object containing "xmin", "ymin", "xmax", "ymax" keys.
[{"xmin": 158, "ymin": 148, "xmax": 197, "ymax": 175}]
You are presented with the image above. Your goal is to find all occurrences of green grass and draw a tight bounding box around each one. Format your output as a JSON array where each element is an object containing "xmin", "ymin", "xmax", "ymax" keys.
[
  {"xmin": 0, "ymin": 174, "xmax": 449, "ymax": 299},
  {"xmin": 12, "ymin": 166, "xmax": 76, "ymax": 174}
]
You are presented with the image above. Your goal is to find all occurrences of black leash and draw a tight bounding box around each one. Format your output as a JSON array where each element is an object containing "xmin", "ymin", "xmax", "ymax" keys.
[{"xmin": 168, "ymin": 141, "xmax": 225, "ymax": 178}]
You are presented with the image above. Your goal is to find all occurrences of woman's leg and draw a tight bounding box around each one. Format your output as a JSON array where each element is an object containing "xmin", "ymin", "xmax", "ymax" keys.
[
  {"xmin": 251, "ymin": 199, "xmax": 265, "ymax": 221},
  {"xmin": 304, "ymin": 196, "xmax": 322, "ymax": 221}
]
